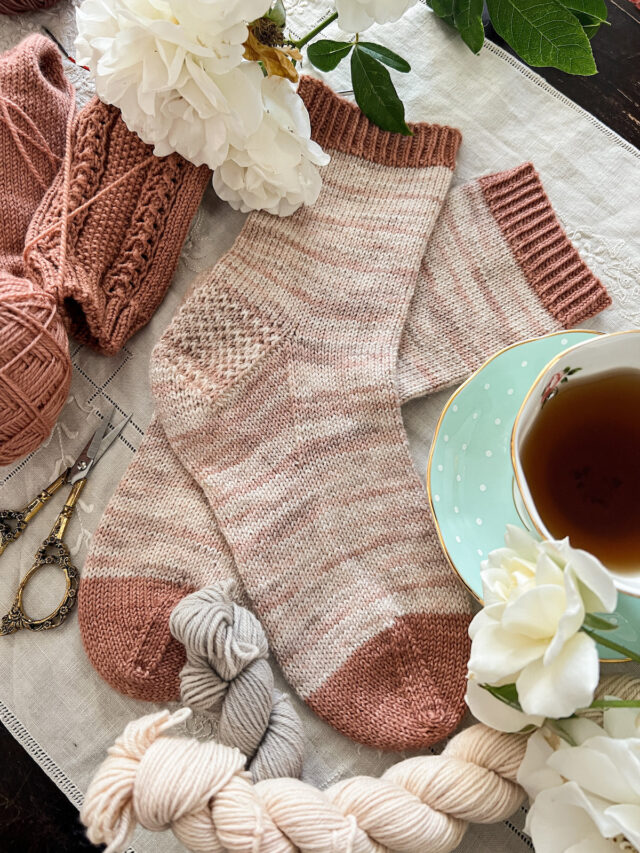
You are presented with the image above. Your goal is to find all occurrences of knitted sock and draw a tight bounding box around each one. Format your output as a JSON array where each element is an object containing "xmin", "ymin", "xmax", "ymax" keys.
[
  {"xmin": 79, "ymin": 416, "xmax": 237, "ymax": 700},
  {"xmin": 0, "ymin": 34, "xmax": 74, "ymax": 276},
  {"xmin": 149, "ymin": 79, "xmax": 471, "ymax": 751},
  {"xmin": 79, "ymin": 165, "xmax": 609, "ymax": 726},
  {"xmin": 24, "ymin": 97, "xmax": 210, "ymax": 356},
  {"xmin": 398, "ymin": 161, "xmax": 611, "ymax": 403}
]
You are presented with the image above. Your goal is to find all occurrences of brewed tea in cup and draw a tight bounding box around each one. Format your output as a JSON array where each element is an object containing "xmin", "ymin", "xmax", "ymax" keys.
[{"xmin": 512, "ymin": 330, "xmax": 640, "ymax": 596}]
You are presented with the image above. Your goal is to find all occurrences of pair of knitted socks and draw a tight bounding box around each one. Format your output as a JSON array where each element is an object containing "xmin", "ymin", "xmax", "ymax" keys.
[
  {"xmin": 0, "ymin": 35, "xmax": 209, "ymax": 360},
  {"xmin": 80, "ymin": 78, "xmax": 610, "ymax": 751}
]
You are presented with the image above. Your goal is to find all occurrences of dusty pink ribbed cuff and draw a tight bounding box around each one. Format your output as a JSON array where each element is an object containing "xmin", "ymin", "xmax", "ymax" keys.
[
  {"xmin": 480, "ymin": 163, "xmax": 611, "ymax": 326},
  {"xmin": 298, "ymin": 76, "xmax": 461, "ymax": 169}
]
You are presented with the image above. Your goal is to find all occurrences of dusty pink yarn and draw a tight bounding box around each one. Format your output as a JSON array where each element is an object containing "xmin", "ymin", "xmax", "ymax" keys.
[{"xmin": 0, "ymin": 274, "xmax": 71, "ymax": 465}]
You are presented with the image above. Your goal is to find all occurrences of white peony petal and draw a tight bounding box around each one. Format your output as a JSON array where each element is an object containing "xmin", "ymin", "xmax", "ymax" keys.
[
  {"xmin": 502, "ymin": 585, "xmax": 566, "ymax": 640},
  {"xmin": 543, "ymin": 539, "xmax": 617, "ymax": 613},
  {"xmin": 603, "ymin": 705, "xmax": 640, "ymax": 740},
  {"xmin": 505, "ymin": 523, "xmax": 542, "ymax": 562},
  {"xmin": 335, "ymin": 0, "xmax": 417, "ymax": 32},
  {"xmin": 465, "ymin": 678, "xmax": 544, "ymax": 733},
  {"xmin": 516, "ymin": 631, "xmax": 599, "ymax": 718},
  {"xmin": 212, "ymin": 76, "xmax": 328, "ymax": 216},
  {"xmin": 527, "ymin": 790, "xmax": 610, "ymax": 853},
  {"xmin": 548, "ymin": 740, "xmax": 639, "ymax": 805},
  {"xmin": 468, "ymin": 602, "xmax": 503, "ymax": 640},
  {"xmin": 468, "ymin": 622, "xmax": 546, "ymax": 683},
  {"xmin": 544, "ymin": 567, "xmax": 585, "ymax": 664},
  {"xmin": 518, "ymin": 730, "xmax": 564, "ymax": 798},
  {"xmin": 604, "ymin": 804, "xmax": 640, "ymax": 850}
]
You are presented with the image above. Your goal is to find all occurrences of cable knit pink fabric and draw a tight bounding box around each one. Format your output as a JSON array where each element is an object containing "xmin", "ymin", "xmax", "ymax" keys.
[{"xmin": 24, "ymin": 97, "xmax": 211, "ymax": 356}]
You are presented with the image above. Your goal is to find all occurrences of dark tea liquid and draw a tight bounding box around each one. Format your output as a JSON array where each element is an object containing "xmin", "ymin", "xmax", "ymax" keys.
[{"xmin": 520, "ymin": 369, "xmax": 640, "ymax": 571}]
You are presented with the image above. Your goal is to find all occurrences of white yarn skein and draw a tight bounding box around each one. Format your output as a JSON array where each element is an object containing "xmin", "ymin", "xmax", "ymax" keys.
[{"xmin": 81, "ymin": 709, "xmax": 527, "ymax": 853}]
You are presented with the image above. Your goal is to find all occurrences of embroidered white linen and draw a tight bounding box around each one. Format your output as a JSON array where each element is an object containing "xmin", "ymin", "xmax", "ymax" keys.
[{"xmin": 0, "ymin": 3, "xmax": 639, "ymax": 852}]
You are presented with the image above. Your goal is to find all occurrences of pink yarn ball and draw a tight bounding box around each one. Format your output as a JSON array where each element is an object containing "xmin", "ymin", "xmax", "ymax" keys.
[
  {"xmin": 0, "ymin": 274, "xmax": 71, "ymax": 466},
  {"xmin": 0, "ymin": 0, "xmax": 60, "ymax": 13}
]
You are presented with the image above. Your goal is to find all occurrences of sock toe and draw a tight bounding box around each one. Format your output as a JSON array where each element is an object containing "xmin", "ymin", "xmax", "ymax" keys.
[
  {"xmin": 306, "ymin": 612, "xmax": 471, "ymax": 751},
  {"xmin": 78, "ymin": 576, "xmax": 193, "ymax": 702}
]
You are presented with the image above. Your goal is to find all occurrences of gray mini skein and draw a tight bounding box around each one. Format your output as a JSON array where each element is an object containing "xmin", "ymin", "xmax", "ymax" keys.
[{"xmin": 169, "ymin": 580, "xmax": 304, "ymax": 781}]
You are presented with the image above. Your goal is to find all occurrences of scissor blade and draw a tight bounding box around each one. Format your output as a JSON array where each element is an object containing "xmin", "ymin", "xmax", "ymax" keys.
[
  {"xmin": 93, "ymin": 411, "xmax": 131, "ymax": 465},
  {"xmin": 86, "ymin": 404, "xmax": 116, "ymax": 462}
]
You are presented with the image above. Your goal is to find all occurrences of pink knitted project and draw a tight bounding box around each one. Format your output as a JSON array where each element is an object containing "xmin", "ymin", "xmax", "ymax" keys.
[{"xmin": 24, "ymin": 97, "xmax": 211, "ymax": 356}]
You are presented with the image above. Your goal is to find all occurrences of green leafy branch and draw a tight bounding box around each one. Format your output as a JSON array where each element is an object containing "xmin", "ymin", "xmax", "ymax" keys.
[
  {"xmin": 428, "ymin": 0, "xmax": 609, "ymax": 75},
  {"xmin": 281, "ymin": 0, "xmax": 609, "ymax": 136},
  {"xmin": 308, "ymin": 39, "xmax": 413, "ymax": 134}
]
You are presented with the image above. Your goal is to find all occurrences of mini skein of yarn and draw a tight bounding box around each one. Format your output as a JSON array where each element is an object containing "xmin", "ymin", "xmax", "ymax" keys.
[
  {"xmin": 169, "ymin": 580, "xmax": 304, "ymax": 782},
  {"xmin": 0, "ymin": 274, "xmax": 71, "ymax": 465},
  {"xmin": 0, "ymin": 0, "xmax": 60, "ymax": 13},
  {"xmin": 81, "ymin": 709, "xmax": 527, "ymax": 853},
  {"xmin": 81, "ymin": 674, "xmax": 640, "ymax": 853}
]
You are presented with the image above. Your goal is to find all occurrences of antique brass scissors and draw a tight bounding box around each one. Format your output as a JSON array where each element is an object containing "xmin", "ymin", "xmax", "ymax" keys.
[{"xmin": 0, "ymin": 406, "xmax": 130, "ymax": 635}]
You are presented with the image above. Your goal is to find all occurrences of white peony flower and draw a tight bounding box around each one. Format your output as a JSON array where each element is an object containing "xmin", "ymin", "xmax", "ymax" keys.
[
  {"xmin": 75, "ymin": 0, "xmax": 270, "ymax": 168},
  {"xmin": 466, "ymin": 526, "xmax": 617, "ymax": 728},
  {"xmin": 213, "ymin": 75, "xmax": 330, "ymax": 216},
  {"xmin": 335, "ymin": 0, "xmax": 418, "ymax": 33},
  {"xmin": 518, "ymin": 708, "xmax": 640, "ymax": 853}
]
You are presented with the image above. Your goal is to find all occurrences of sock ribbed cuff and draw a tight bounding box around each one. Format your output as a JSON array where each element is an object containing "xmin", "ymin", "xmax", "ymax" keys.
[
  {"xmin": 479, "ymin": 163, "xmax": 611, "ymax": 326},
  {"xmin": 298, "ymin": 76, "xmax": 461, "ymax": 169}
]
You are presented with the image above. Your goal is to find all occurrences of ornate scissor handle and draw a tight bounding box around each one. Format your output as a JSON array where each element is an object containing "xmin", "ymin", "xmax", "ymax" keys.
[
  {"xmin": 0, "ymin": 472, "xmax": 68, "ymax": 557},
  {"xmin": 0, "ymin": 478, "xmax": 85, "ymax": 635}
]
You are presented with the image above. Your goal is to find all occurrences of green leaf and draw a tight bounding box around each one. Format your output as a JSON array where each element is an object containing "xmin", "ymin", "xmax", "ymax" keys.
[
  {"xmin": 307, "ymin": 39, "xmax": 353, "ymax": 71},
  {"xmin": 485, "ymin": 0, "xmax": 597, "ymax": 75},
  {"xmin": 266, "ymin": 0, "xmax": 286, "ymax": 26},
  {"xmin": 480, "ymin": 682, "xmax": 523, "ymax": 711},
  {"xmin": 558, "ymin": 0, "xmax": 607, "ymax": 22},
  {"xmin": 582, "ymin": 625, "xmax": 640, "ymax": 662},
  {"xmin": 350, "ymin": 46, "xmax": 412, "ymax": 135},
  {"xmin": 357, "ymin": 42, "xmax": 411, "ymax": 72},
  {"xmin": 589, "ymin": 698, "xmax": 640, "ymax": 709},
  {"xmin": 427, "ymin": 0, "xmax": 454, "ymax": 18},
  {"xmin": 453, "ymin": 0, "xmax": 485, "ymax": 53},
  {"xmin": 583, "ymin": 612, "xmax": 619, "ymax": 632},
  {"xmin": 576, "ymin": 15, "xmax": 601, "ymax": 39}
]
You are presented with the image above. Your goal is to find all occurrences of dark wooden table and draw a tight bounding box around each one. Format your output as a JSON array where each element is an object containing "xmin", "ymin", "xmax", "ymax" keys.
[{"xmin": 1, "ymin": 4, "xmax": 639, "ymax": 851}]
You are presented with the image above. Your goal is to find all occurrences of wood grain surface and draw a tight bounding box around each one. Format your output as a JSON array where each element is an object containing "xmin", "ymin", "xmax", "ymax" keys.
[{"xmin": 1, "ymin": 6, "xmax": 639, "ymax": 851}]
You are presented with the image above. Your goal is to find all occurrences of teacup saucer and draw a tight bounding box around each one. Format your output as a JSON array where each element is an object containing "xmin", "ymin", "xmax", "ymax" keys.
[{"xmin": 427, "ymin": 330, "xmax": 640, "ymax": 661}]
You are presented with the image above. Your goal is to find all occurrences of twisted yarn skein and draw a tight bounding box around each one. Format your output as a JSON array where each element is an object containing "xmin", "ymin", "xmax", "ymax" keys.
[
  {"xmin": 170, "ymin": 581, "xmax": 304, "ymax": 782},
  {"xmin": 81, "ymin": 708, "xmax": 527, "ymax": 853}
]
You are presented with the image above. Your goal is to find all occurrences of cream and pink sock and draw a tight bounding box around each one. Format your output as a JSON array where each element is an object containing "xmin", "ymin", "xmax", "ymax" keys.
[{"xmin": 79, "ymin": 80, "xmax": 609, "ymax": 750}]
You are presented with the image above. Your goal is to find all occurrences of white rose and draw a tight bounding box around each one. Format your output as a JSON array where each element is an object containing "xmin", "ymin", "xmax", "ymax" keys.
[
  {"xmin": 213, "ymin": 76, "xmax": 330, "ymax": 216},
  {"xmin": 466, "ymin": 526, "xmax": 617, "ymax": 727},
  {"xmin": 518, "ymin": 707, "xmax": 640, "ymax": 853},
  {"xmin": 76, "ymin": 0, "xmax": 269, "ymax": 169},
  {"xmin": 334, "ymin": 0, "xmax": 417, "ymax": 33}
]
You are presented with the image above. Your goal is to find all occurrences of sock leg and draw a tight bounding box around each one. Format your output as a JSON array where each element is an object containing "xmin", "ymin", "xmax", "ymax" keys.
[
  {"xmin": 397, "ymin": 163, "xmax": 610, "ymax": 403},
  {"xmin": 79, "ymin": 415, "xmax": 238, "ymax": 701},
  {"xmin": 152, "ymin": 79, "xmax": 472, "ymax": 750}
]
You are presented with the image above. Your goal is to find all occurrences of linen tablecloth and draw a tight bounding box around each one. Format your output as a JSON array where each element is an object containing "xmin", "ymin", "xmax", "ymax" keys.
[{"xmin": 1, "ymin": 3, "xmax": 639, "ymax": 851}]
